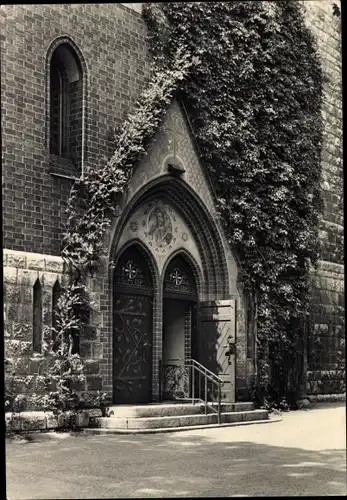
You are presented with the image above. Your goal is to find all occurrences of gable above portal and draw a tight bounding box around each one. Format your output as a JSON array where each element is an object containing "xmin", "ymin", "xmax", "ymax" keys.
[{"xmin": 127, "ymin": 100, "xmax": 217, "ymax": 219}]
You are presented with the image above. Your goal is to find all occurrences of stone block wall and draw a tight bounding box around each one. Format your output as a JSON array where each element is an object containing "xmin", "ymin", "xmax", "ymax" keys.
[
  {"xmin": 235, "ymin": 297, "xmax": 250, "ymax": 401},
  {"xmin": 303, "ymin": 1, "xmax": 344, "ymax": 394},
  {"xmin": 3, "ymin": 249, "xmax": 106, "ymax": 410},
  {"xmin": 307, "ymin": 261, "xmax": 345, "ymax": 394}
]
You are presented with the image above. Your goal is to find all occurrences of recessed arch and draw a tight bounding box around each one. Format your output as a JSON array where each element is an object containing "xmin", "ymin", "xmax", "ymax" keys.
[
  {"xmin": 46, "ymin": 35, "xmax": 87, "ymax": 70},
  {"xmin": 162, "ymin": 248, "xmax": 202, "ymax": 301},
  {"xmin": 161, "ymin": 251, "xmax": 200, "ymax": 398},
  {"xmin": 109, "ymin": 175, "xmax": 231, "ymax": 300},
  {"xmin": 33, "ymin": 278, "xmax": 43, "ymax": 353},
  {"xmin": 161, "ymin": 153, "xmax": 185, "ymax": 171},
  {"xmin": 46, "ymin": 35, "xmax": 87, "ymax": 174},
  {"xmin": 52, "ymin": 279, "xmax": 62, "ymax": 342},
  {"xmin": 113, "ymin": 243, "xmax": 154, "ymax": 295},
  {"xmin": 108, "ymin": 175, "xmax": 239, "ymax": 403}
]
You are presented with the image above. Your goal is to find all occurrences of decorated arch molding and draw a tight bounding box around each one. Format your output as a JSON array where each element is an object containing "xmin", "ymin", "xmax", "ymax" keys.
[{"xmin": 109, "ymin": 175, "xmax": 231, "ymax": 300}]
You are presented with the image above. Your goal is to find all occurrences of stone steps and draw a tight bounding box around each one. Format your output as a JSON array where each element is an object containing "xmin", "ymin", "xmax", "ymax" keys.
[
  {"xmin": 106, "ymin": 401, "xmax": 255, "ymax": 418},
  {"xmin": 92, "ymin": 408, "xmax": 268, "ymax": 430},
  {"xmin": 88, "ymin": 401, "xmax": 269, "ymax": 433},
  {"xmin": 85, "ymin": 417, "xmax": 280, "ymax": 435},
  {"xmin": 208, "ymin": 402, "xmax": 255, "ymax": 413}
]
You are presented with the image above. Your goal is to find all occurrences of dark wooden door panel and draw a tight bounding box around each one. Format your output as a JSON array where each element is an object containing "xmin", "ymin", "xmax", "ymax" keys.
[{"xmin": 113, "ymin": 294, "xmax": 152, "ymax": 404}]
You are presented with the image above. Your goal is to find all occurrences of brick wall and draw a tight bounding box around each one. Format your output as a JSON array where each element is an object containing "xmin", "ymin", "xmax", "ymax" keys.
[
  {"xmin": 1, "ymin": 4, "xmax": 151, "ymax": 255},
  {"xmin": 303, "ymin": 1, "xmax": 344, "ymax": 395}
]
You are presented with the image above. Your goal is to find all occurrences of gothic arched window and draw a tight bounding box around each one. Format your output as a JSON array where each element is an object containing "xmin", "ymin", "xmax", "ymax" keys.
[
  {"xmin": 33, "ymin": 279, "xmax": 43, "ymax": 353},
  {"xmin": 52, "ymin": 279, "xmax": 62, "ymax": 342},
  {"xmin": 49, "ymin": 42, "xmax": 83, "ymax": 174}
]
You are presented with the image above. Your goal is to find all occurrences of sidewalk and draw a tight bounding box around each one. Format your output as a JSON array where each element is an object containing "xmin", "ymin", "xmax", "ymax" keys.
[{"xmin": 5, "ymin": 403, "xmax": 346, "ymax": 498}]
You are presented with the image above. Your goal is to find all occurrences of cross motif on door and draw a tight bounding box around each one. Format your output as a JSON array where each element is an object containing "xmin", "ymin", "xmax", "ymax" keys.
[
  {"xmin": 171, "ymin": 268, "xmax": 183, "ymax": 286},
  {"xmin": 124, "ymin": 261, "xmax": 137, "ymax": 281}
]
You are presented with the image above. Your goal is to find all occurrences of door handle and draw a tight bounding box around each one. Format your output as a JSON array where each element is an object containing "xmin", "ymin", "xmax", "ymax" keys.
[{"xmin": 223, "ymin": 336, "xmax": 235, "ymax": 364}]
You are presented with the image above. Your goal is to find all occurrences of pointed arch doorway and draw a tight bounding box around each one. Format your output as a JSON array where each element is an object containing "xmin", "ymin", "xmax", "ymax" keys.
[
  {"xmin": 162, "ymin": 254, "xmax": 198, "ymax": 400},
  {"xmin": 113, "ymin": 246, "xmax": 154, "ymax": 404}
]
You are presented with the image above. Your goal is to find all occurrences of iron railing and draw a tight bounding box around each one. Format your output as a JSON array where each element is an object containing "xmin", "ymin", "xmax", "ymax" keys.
[{"xmin": 161, "ymin": 358, "xmax": 224, "ymax": 424}]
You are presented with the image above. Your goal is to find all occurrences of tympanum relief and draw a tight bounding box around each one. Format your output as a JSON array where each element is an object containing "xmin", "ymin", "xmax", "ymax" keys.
[{"xmin": 118, "ymin": 199, "xmax": 201, "ymax": 273}]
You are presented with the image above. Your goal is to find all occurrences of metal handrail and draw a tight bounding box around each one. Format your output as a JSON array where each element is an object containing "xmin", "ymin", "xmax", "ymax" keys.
[
  {"xmin": 161, "ymin": 358, "xmax": 224, "ymax": 424},
  {"xmin": 186, "ymin": 358, "xmax": 224, "ymax": 386},
  {"xmin": 185, "ymin": 358, "xmax": 224, "ymax": 424}
]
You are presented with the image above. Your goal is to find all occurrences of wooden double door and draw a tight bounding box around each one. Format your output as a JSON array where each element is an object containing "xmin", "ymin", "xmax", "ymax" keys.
[{"xmin": 113, "ymin": 248, "xmax": 236, "ymax": 404}]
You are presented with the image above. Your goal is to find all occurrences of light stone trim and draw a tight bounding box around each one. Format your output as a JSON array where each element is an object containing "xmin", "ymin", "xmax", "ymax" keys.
[
  {"xmin": 3, "ymin": 249, "xmax": 66, "ymax": 286},
  {"xmin": 4, "ymin": 249, "xmax": 65, "ymax": 272},
  {"xmin": 3, "ymin": 268, "xmax": 65, "ymax": 287},
  {"xmin": 5, "ymin": 409, "xmax": 103, "ymax": 432},
  {"xmin": 307, "ymin": 393, "xmax": 345, "ymax": 403},
  {"xmin": 307, "ymin": 370, "xmax": 344, "ymax": 377},
  {"xmin": 310, "ymin": 260, "xmax": 344, "ymax": 274}
]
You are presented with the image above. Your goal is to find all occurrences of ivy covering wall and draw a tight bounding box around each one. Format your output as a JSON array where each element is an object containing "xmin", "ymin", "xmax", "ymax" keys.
[
  {"xmin": 143, "ymin": 1, "xmax": 324, "ymax": 407},
  {"xmin": 6, "ymin": 1, "xmax": 324, "ymax": 413}
]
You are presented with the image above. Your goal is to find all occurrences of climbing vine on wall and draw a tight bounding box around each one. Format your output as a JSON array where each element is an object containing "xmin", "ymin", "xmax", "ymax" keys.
[
  {"xmin": 62, "ymin": 46, "xmax": 197, "ymax": 271},
  {"xmin": 35, "ymin": 46, "xmax": 198, "ymax": 410},
  {"xmin": 143, "ymin": 1, "xmax": 323, "ymax": 407},
  {"xmin": 39, "ymin": 0, "xmax": 323, "ymax": 412}
]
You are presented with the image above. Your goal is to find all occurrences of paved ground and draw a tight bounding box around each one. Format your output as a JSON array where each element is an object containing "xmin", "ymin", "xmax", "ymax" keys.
[{"xmin": 5, "ymin": 403, "xmax": 346, "ymax": 498}]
